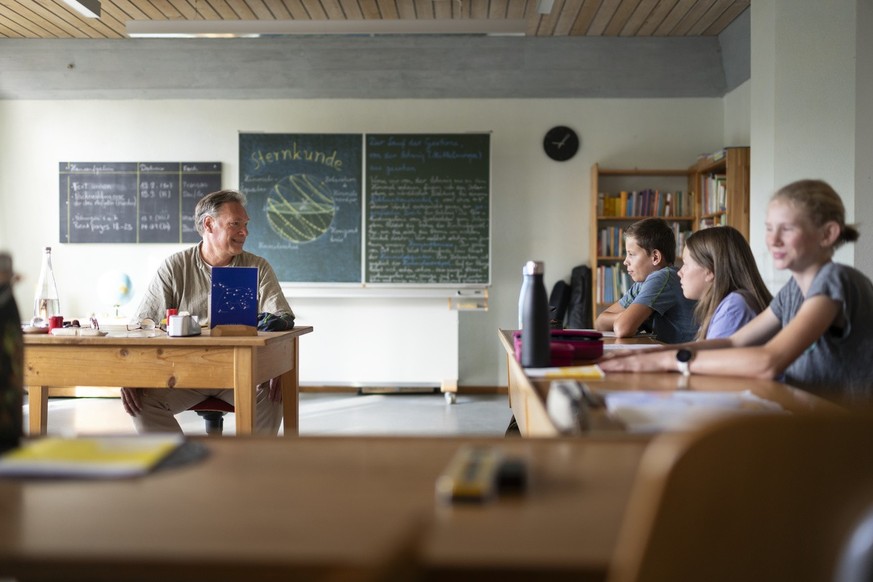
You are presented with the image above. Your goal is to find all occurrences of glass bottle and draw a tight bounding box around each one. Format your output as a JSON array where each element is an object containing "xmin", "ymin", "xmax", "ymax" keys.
[
  {"xmin": 32, "ymin": 246, "xmax": 60, "ymax": 324},
  {"xmin": 0, "ymin": 252, "xmax": 23, "ymax": 453},
  {"xmin": 521, "ymin": 260, "xmax": 550, "ymax": 368}
]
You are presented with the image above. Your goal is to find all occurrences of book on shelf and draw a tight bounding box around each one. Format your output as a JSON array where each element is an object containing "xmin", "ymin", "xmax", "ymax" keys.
[{"xmin": 597, "ymin": 189, "xmax": 692, "ymax": 218}]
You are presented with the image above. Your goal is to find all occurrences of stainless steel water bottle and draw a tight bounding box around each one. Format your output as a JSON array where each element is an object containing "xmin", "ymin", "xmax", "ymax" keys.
[{"xmin": 521, "ymin": 260, "xmax": 550, "ymax": 368}]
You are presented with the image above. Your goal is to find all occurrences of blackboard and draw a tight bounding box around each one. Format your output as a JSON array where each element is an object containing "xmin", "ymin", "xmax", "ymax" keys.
[
  {"xmin": 239, "ymin": 133, "xmax": 490, "ymax": 286},
  {"xmin": 59, "ymin": 162, "xmax": 222, "ymax": 244},
  {"xmin": 365, "ymin": 134, "xmax": 490, "ymax": 285},
  {"xmin": 239, "ymin": 134, "xmax": 363, "ymax": 283}
]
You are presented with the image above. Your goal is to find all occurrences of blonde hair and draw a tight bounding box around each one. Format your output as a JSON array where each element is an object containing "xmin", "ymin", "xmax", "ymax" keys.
[
  {"xmin": 772, "ymin": 180, "xmax": 860, "ymax": 248},
  {"xmin": 685, "ymin": 226, "xmax": 772, "ymax": 341}
]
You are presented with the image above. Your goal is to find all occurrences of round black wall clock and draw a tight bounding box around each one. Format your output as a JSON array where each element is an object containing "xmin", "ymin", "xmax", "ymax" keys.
[{"xmin": 543, "ymin": 126, "xmax": 580, "ymax": 161}]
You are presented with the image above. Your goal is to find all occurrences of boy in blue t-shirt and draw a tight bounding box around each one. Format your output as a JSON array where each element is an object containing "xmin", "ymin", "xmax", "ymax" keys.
[{"xmin": 594, "ymin": 217, "xmax": 698, "ymax": 343}]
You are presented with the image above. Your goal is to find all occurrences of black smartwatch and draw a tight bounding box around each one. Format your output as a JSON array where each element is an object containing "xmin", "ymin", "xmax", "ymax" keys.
[{"xmin": 676, "ymin": 349, "xmax": 694, "ymax": 376}]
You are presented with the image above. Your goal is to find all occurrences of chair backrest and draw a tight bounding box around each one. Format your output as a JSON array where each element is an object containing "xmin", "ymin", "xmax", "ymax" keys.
[{"xmin": 608, "ymin": 413, "xmax": 873, "ymax": 582}]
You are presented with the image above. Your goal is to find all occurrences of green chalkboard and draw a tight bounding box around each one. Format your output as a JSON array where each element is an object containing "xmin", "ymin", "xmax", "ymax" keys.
[
  {"xmin": 365, "ymin": 134, "xmax": 490, "ymax": 285},
  {"xmin": 59, "ymin": 162, "xmax": 222, "ymax": 244},
  {"xmin": 239, "ymin": 133, "xmax": 490, "ymax": 286}
]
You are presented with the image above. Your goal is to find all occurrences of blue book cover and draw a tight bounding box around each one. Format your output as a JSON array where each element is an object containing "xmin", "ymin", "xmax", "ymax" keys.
[{"xmin": 209, "ymin": 266, "xmax": 258, "ymax": 328}]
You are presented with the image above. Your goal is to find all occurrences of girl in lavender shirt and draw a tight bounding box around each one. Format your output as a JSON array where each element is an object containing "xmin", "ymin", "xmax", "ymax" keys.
[{"xmin": 678, "ymin": 226, "xmax": 772, "ymax": 340}]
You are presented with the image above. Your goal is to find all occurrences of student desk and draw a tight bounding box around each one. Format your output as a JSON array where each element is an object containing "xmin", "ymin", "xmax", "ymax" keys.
[
  {"xmin": 22, "ymin": 327, "xmax": 313, "ymax": 437},
  {"xmin": 0, "ymin": 436, "xmax": 647, "ymax": 582},
  {"xmin": 498, "ymin": 329, "xmax": 842, "ymax": 437}
]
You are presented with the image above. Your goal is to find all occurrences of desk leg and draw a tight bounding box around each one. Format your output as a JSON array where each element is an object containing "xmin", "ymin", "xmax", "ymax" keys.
[
  {"xmin": 233, "ymin": 348, "xmax": 255, "ymax": 436},
  {"xmin": 281, "ymin": 337, "xmax": 300, "ymax": 437},
  {"xmin": 28, "ymin": 385, "xmax": 49, "ymax": 436}
]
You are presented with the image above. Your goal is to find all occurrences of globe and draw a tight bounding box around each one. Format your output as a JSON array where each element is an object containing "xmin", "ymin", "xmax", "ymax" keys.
[{"xmin": 97, "ymin": 271, "xmax": 134, "ymax": 314}]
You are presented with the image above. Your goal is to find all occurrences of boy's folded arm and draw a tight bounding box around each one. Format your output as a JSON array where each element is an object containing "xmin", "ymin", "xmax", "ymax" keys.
[{"xmin": 613, "ymin": 303, "xmax": 653, "ymax": 338}]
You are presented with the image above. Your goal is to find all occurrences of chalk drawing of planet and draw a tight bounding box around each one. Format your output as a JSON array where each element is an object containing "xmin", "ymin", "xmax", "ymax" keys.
[{"xmin": 266, "ymin": 174, "xmax": 336, "ymax": 243}]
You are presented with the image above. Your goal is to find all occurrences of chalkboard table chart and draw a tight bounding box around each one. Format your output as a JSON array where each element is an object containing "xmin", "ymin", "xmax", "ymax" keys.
[{"xmin": 59, "ymin": 162, "xmax": 222, "ymax": 244}]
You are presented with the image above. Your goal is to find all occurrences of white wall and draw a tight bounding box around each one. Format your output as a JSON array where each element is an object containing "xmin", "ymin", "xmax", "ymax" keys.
[
  {"xmin": 0, "ymin": 98, "xmax": 723, "ymax": 387},
  {"xmin": 750, "ymin": 0, "xmax": 860, "ymax": 292},
  {"xmin": 723, "ymin": 79, "xmax": 750, "ymax": 148}
]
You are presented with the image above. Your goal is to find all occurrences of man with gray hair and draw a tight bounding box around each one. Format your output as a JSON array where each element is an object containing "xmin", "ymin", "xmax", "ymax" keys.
[{"xmin": 120, "ymin": 189, "xmax": 295, "ymax": 435}]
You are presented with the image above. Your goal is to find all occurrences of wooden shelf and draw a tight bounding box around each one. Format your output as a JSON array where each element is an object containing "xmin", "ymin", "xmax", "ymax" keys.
[{"xmin": 589, "ymin": 147, "xmax": 750, "ymax": 324}]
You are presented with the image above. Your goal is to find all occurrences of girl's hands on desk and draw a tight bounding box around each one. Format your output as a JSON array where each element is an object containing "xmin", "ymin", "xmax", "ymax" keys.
[{"xmin": 598, "ymin": 349, "xmax": 677, "ymax": 373}]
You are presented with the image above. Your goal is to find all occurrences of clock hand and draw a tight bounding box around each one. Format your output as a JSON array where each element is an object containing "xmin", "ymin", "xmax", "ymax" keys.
[{"xmin": 552, "ymin": 134, "xmax": 570, "ymax": 148}]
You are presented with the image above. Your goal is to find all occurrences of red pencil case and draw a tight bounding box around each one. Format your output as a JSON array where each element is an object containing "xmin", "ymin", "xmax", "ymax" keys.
[{"xmin": 513, "ymin": 329, "xmax": 604, "ymax": 366}]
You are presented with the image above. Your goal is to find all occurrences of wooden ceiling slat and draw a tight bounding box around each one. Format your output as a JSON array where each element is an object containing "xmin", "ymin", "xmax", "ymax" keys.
[
  {"xmin": 120, "ymin": 0, "xmax": 170, "ymax": 18},
  {"xmin": 0, "ymin": 21, "xmax": 24, "ymax": 37},
  {"xmin": 202, "ymin": 0, "xmax": 240, "ymax": 19},
  {"xmin": 185, "ymin": 0, "xmax": 220, "ymax": 18},
  {"xmin": 161, "ymin": 0, "xmax": 199, "ymax": 18},
  {"xmin": 149, "ymin": 0, "xmax": 183, "ymax": 17},
  {"xmin": 619, "ymin": 0, "xmax": 657, "ymax": 36},
  {"xmin": 505, "ymin": 0, "xmax": 527, "ymax": 19},
  {"xmin": 0, "ymin": 0, "xmax": 746, "ymax": 38},
  {"xmin": 553, "ymin": 0, "xmax": 583, "ymax": 36},
  {"xmin": 91, "ymin": 2, "xmax": 135, "ymax": 36},
  {"xmin": 104, "ymin": 0, "xmax": 160, "ymax": 20},
  {"xmin": 685, "ymin": 0, "xmax": 731, "ymax": 35},
  {"xmin": 13, "ymin": 1, "xmax": 91, "ymax": 38},
  {"xmin": 242, "ymin": 0, "xmax": 278, "ymax": 18},
  {"xmin": 602, "ymin": 0, "xmax": 641, "ymax": 36},
  {"xmin": 652, "ymin": 0, "xmax": 694, "ymax": 35},
  {"xmin": 489, "ymin": 0, "xmax": 508, "ymax": 18},
  {"xmin": 469, "ymin": 0, "xmax": 488, "ymax": 19},
  {"xmin": 702, "ymin": 0, "xmax": 747, "ymax": 35},
  {"xmin": 414, "ymin": 0, "xmax": 433, "ymax": 18},
  {"xmin": 338, "ymin": 0, "xmax": 363, "ymax": 17},
  {"xmin": 668, "ymin": 0, "xmax": 715, "ymax": 35},
  {"xmin": 318, "ymin": 0, "xmax": 347, "ymax": 18},
  {"xmin": 395, "ymin": 0, "xmax": 414, "ymax": 17},
  {"xmin": 50, "ymin": 0, "xmax": 126, "ymax": 38},
  {"xmin": 1, "ymin": 6, "xmax": 70, "ymax": 38},
  {"xmin": 226, "ymin": 0, "xmax": 258, "ymax": 17},
  {"xmin": 374, "ymin": 0, "xmax": 398, "ymax": 18},
  {"xmin": 634, "ymin": 0, "xmax": 677, "ymax": 35},
  {"xmin": 260, "ymin": 0, "xmax": 293, "ymax": 18},
  {"xmin": 281, "ymin": 0, "xmax": 312, "ymax": 19},
  {"xmin": 587, "ymin": 0, "xmax": 621, "ymax": 36},
  {"xmin": 358, "ymin": 0, "xmax": 381, "ymax": 18},
  {"xmin": 298, "ymin": 0, "xmax": 327, "ymax": 18},
  {"xmin": 567, "ymin": 0, "xmax": 599, "ymax": 35},
  {"xmin": 433, "ymin": 0, "xmax": 452, "ymax": 19}
]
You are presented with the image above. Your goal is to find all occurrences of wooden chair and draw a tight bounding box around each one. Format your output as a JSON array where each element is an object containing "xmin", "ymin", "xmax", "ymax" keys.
[
  {"xmin": 187, "ymin": 397, "xmax": 234, "ymax": 436},
  {"xmin": 608, "ymin": 413, "xmax": 873, "ymax": 582}
]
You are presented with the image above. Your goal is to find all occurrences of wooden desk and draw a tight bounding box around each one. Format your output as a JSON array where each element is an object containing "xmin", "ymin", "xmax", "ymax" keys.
[
  {"xmin": 23, "ymin": 327, "xmax": 313, "ymax": 437},
  {"xmin": 499, "ymin": 329, "xmax": 842, "ymax": 437},
  {"xmin": 0, "ymin": 436, "xmax": 647, "ymax": 582}
]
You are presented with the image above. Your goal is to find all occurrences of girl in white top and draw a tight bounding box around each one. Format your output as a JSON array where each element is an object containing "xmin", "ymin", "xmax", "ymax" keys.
[{"xmin": 600, "ymin": 179, "xmax": 873, "ymax": 404}]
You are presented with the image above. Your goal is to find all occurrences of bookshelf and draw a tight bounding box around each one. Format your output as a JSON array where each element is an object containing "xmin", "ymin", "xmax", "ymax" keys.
[
  {"xmin": 689, "ymin": 146, "xmax": 751, "ymax": 238},
  {"xmin": 589, "ymin": 147, "xmax": 750, "ymax": 323}
]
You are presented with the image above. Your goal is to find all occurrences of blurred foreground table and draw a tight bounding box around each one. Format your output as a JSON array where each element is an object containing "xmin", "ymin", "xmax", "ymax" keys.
[{"xmin": 0, "ymin": 436, "xmax": 646, "ymax": 582}]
